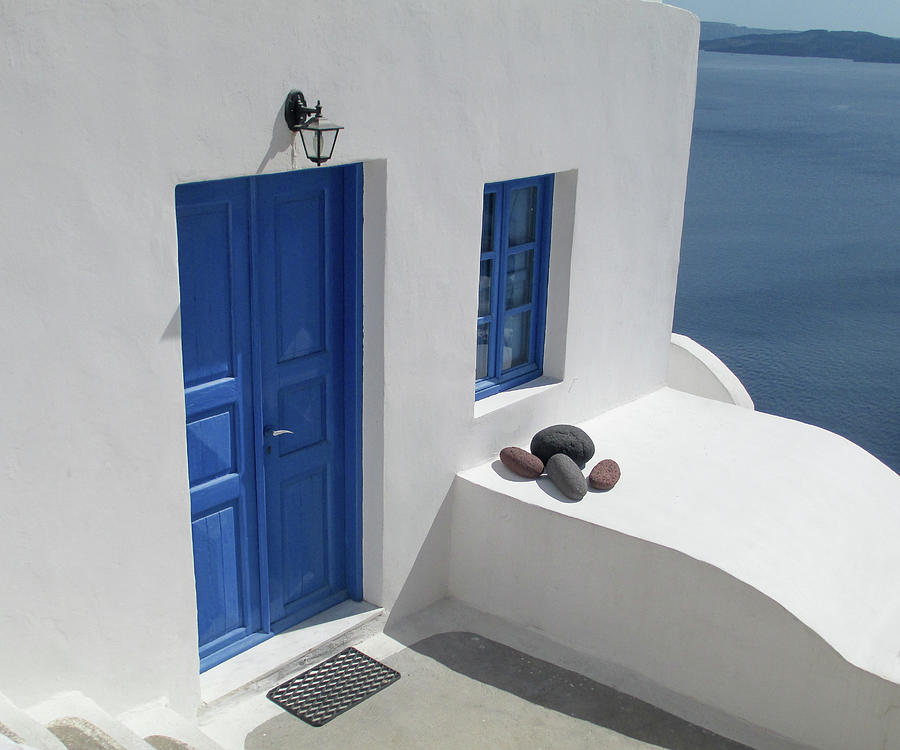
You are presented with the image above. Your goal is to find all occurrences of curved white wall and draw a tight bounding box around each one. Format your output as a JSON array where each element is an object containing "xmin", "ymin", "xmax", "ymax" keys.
[
  {"xmin": 0, "ymin": 0, "xmax": 699, "ymax": 715},
  {"xmin": 451, "ymin": 484, "xmax": 900, "ymax": 750},
  {"xmin": 668, "ymin": 332, "xmax": 755, "ymax": 409}
]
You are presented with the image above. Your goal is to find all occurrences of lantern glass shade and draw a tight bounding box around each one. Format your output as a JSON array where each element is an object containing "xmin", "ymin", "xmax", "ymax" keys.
[{"xmin": 299, "ymin": 117, "xmax": 343, "ymax": 165}]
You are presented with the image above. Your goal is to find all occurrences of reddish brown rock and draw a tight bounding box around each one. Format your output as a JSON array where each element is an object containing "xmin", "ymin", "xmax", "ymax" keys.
[
  {"xmin": 499, "ymin": 446, "xmax": 544, "ymax": 478},
  {"xmin": 589, "ymin": 459, "xmax": 621, "ymax": 491}
]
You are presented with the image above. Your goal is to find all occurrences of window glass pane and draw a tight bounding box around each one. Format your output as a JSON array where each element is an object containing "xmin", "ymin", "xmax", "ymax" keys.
[
  {"xmin": 479, "ymin": 259, "xmax": 493, "ymax": 316},
  {"xmin": 476, "ymin": 322, "xmax": 490, "ymax": 379},
  {"xmin": 481, "ymin": 193, "xmax": 495, "ymax": 254},
  {"xmin": 508, "ymin": 186, "xmax": 537, "ymax": 246},
  {"xmin": 505, "ymin": 249, "xmax": 533, "ymax": 309},
  {"xmin": 502, "ymin": 310, "xmax": 531, "ymax": 371}
]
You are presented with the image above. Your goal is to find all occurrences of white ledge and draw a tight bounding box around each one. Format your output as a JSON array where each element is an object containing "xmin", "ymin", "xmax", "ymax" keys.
[
  {"xmin": 459, "ymin": 387, "xmax": 900, "ymax": 684},
  {"xmin": 474, "ymin": 376, "xmax": 563, "ymax": 419},
  {"xmin": 453, "ymin": 388, "xmax": 900, "ymax": 748}
]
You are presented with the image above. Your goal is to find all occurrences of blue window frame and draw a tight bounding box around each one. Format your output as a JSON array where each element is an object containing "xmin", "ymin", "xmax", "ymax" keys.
[{"xmin": 476, "ymin": 174, "xmax": 554, "ymax": 400}]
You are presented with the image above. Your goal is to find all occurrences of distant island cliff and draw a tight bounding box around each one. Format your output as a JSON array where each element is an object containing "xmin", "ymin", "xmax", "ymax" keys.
[
  {"xmin": 699, "ymin": 22, "xmax": 793, "ymax": 42},
  {"xmin": 699, "ymin": 24, "xmax": 900, "ymax": 64}
]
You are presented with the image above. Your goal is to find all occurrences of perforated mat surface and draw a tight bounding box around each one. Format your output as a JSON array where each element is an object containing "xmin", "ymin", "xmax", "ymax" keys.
[{"xmin": 266, "ymin": 647, "xmax": 400, "ymax": 727}]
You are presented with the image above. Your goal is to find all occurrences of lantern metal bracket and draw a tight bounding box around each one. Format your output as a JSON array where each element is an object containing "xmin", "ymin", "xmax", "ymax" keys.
[
  {"xmin": 284, "ymin": 88, "xmax": 343, "ymax": 166},
  {"xmin": 284, "ymin": 90, "xmax": 322, "ymax": 131}
]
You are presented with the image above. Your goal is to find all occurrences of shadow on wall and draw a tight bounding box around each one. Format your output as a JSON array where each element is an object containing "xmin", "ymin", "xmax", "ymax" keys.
[
  {"xmin": 162, "ymin": 305, "xmax": 181, "ymax": 341},
  {"xmin": 257, "ymin": 101, "xmax": 295, "ymax": 174},
  {"xmin": 408, "ymin": 631, "xmax": 754, "ymax": 750},
  {"xmin": 383, "ymin": 483, "xmax": 455, "ymax": 628}
]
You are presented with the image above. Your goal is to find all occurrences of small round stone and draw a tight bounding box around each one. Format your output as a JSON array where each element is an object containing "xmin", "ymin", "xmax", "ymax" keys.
[
  {"xmin": 530, "ymin": 424, "xmax": 595, "ymax": 467},
  {"xmin": 499, "ymin": 446, "xmax": 544, "ymax": 479},
  {"xmin": 589, "ymin": 459, "xmax": 621, "ymax": 491},
  {"xmin": 545, "ymin": 453, "xmax": 588, "ymax": 500}
]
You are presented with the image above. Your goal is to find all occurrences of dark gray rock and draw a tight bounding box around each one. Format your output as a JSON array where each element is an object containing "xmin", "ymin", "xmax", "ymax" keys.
[
  {"xmin": 499, "ymin": 446, "xmax": 544, "ymax": 478},
  {"xmin": 530, "ymin": 424, "xmax": 595, "ymax": 467},
  {"xmin": 589, "ymin": 458, "xmax": 621, "ymax": 491},
  {"xmin": 545, "ymin": 453, "xmax": 587, "ymax": 500}
]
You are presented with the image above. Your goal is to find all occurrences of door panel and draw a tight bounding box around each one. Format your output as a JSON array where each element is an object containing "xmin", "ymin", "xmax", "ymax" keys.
[
  {"xmin": 186, "ymin": 410, "xmax": 235, "ymax": 485},
  {"xmin": 176, "ymin": 166, "xmax": 360, "ymax": 670},
  {"xmin": 279, "ymin": 467, "xmax": 328, "ymax": 604},
  {"xmin": 274, "ymin": 194, "xmax": 327, "ymax": 361},
  {"xmin": 178, "ymin": 203, "xmax": 235, "ymax": 387},
  {"xmin": 192, "ymin": 504, "xmax": 241, "ymax": 643}
]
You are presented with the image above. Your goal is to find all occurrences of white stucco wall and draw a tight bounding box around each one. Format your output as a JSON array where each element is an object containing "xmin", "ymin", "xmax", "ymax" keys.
[{"xmin": 0, "ymin": 0, "xmax": 699, "ymax": 716}]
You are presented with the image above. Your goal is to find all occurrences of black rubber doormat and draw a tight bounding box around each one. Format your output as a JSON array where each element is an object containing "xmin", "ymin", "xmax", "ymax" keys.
[{"xmin": 266, "ymin": 647, "xmax": 400, "ymax": 727}]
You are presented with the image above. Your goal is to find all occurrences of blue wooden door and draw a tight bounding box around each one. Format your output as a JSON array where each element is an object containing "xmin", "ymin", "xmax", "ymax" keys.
[
  {"xmin": 255, "ymin": 169, "xmax": 353, "ymax": 631},
  {"xmin": 176, "ymin": 177, "xmax": 263, "ymax": 668},
  {"xmin": 176, "ymin": 165, "xmax": 361, "ymax": 671}
]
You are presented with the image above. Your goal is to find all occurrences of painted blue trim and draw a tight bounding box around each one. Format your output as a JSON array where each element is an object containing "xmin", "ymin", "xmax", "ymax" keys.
[
  {"xmin": 342, "ymin": 163, "xmax": 364, "ymax": 601},
  {"xmin": 475, "ymin": 174, "xmax": 554, "ymax": 400},
  {"xmin": 247, "ymin": 177, "xmax": 272, "ymax": 636},
  {"xmin": 200, "ymin": 631, "xmax": 271, "ymax": 673},
  {"xmin": 492, "ymin": 182, "xmax": 510, "ymax": 379},
  {"xmin": 485, "ymin": 187, "xmax": 501, "ymax": 379}
]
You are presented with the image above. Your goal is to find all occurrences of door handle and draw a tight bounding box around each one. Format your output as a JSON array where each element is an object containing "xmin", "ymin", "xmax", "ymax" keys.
[{"xmin": 265, "ymin": 428, "xmax": 295, "ymax": 437}]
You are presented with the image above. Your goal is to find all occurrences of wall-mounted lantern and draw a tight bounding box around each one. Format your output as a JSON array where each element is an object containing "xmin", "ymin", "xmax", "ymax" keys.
[{"xmin": 283, "ymin": 90, "xmax": 343, "ymax": 166}]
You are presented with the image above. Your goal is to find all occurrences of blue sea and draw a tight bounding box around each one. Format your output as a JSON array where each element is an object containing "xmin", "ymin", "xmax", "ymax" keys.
[{"xmin": 674, "ymin": 51, "xmax": 900, "ymax": 473}]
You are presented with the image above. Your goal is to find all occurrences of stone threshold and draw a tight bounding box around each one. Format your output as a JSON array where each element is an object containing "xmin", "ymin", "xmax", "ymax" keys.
[{"xmin": 199, "ymin": 600, "xmax": 384, "ymax": 710}]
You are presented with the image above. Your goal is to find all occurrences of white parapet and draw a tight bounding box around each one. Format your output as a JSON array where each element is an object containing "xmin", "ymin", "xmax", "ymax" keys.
[
  {"xmin": 450, "ymin": 388, "xmax": 900, "ymax": 750},
  {"xmin": 667, "ymin": 333, "xmax": 754, "ymax": 409}
]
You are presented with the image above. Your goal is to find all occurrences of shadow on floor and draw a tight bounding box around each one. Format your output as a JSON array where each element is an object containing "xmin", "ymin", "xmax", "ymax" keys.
[
  {"xmin": 245, "ymin": 630, "xmax": 757, "ymax": 750},
  {"xmin": 409, "ymin": 631, "xmax": 753, "ymax": 750}
]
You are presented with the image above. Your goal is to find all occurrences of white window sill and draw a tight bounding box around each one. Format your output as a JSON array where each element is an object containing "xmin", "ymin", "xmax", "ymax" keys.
[{"xmin": 474, "ymin": 375, "xmax": 563, "ymax": 419}]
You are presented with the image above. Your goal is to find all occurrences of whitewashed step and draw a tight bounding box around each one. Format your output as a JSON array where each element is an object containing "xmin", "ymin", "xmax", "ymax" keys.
[
  {"xmin": 27, "ymin": 694, "xmax": 155, "ymax": 750},
  {"xmin": 0, "ymin": 693, "xmax": 67, "ymax": 750},
  {"xmin": 46, "ymin": 717, "xmax": 132, "ymax": 750},
  {"xmin": 142, "ymin": 740, "xmax": 188, "ymax": 750},
  {"xmin": 117, "ymin": 704, "xmax": 223, "ymax": 750}
]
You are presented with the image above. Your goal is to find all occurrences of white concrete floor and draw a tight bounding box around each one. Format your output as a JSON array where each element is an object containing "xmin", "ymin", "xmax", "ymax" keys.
[
  {"xmin": 245, "ymin": 632, "xmax": 753, "ymax": 750},
  {"xmin": 199, "ymin": 602, "xmax": 758, "ymax": 750}
]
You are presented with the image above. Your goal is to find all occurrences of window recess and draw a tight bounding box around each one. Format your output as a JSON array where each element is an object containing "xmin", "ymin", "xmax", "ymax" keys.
[{"xmin": 476, "ymin": 174, "xmax": 554, "ymax": 400}]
